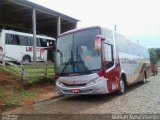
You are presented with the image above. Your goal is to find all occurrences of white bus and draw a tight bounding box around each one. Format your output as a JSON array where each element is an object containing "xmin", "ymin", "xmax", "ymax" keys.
[
  {"xmin": 55, "ymin": 26, "xmax": 151, "ymax": 95},
  {"xmin": 0, "ymin": 29, "xmax": 55, "ymax": 62}
]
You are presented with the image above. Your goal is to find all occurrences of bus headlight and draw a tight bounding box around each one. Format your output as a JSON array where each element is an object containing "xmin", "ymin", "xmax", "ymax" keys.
[
  {"xmin": 56, "ymin": 81, "xmax": 64, "ymax": 87},
  {"xmin": 86, "ymin": 77, "xmax": 102, "ymax": 86}
]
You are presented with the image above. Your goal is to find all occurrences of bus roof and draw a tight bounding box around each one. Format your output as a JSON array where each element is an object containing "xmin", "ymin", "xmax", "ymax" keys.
[
  {"xmin": 58, "ymin": 26, "xmax": 102, "ymax": 37},
  {"xmin": 58, "ymin": 26, "xmax": 147, "ymax": 49},
  {"xmin": 113, "ymin": 30, "xmax": 148, "ymax": 49},
  {"xmin": 2, "ymin": 29, "xmax": 56, "ymax": 41}
]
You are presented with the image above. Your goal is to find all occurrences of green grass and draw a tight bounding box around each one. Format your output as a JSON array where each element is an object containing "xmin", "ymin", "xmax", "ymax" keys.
[
  {"xmin": 24, "ymin": 66, "xmax": 54, "ymax": 77},
  {"xmin": 0, "ymin": 86, "xmax": 41, "ymax": 109},
  {"xmin": 5, "ymin": 96, "xmax": 21, "ymax": 106},
  {"xmin": 0, "ymin": 87, "xmax": 20, "ymax": 107},
  {"xmin": 0, "ymin": 63, "xmax": 55, "ymax": 84},
  {"xmin": 14, "ymin": 89, "xmax": 35, "ymax": 98},
  {"xmin": 0, "ymin": 65, "xmax": 55, "ymax": 112},
  {"xmin": 0, "ymin": 90, "xmax": 5, "ymax": 99},
  {"xmin": 22, "ymin": 64, "xmax": 55, "ymax": 84}
]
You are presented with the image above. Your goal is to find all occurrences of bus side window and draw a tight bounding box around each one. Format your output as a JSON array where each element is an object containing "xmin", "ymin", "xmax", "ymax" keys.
[
  {"xmin": 5, "ymin": 33, "xmax": 12, "ymax": 44},
  {"xmin": 24, "ymin": 36, "xmax": 29, "ymax": 46},
  {"xmin": 12, "ymin": 35, "xmax": 20, "ymax": 45},
  {"xmin": 47, "ymin": 39, "xmax": 54, "ymax": 47},
  {"xmin": 104, "ymin": 44, "xmax": 114, "ymax": 69},
  {"xmin": 36, "ymin": 38, "xmax": 45, "ymax": 47},
  {"xmin": 40, "ymin": 38, "xmax": 47, "ymax": 47},
  {"xmin": 30, "ymin": 37, "xmax": 34, "ymax": 46}
]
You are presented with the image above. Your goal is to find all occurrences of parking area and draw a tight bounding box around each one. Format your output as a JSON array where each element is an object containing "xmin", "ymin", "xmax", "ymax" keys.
[{"xmin": 3, "ymin": 72, "xmax": 160, "ymax": 116}]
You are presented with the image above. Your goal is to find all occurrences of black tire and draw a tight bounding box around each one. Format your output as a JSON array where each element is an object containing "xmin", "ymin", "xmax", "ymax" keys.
[
  {"xmin": 155, "ymin": 71, "xmax": 158, "ymax": 75},
  {"xmin": 141, "ymin": 73, "xmax": 147, "ymax": 84},
  {"xmin": 153, "ymin": 72, "xmax": 155, "ymax": 76},
  {"xmin": 23, "ymin": 55, "xmax": 31, "ymax": 63},
  {"xmin": 118, "ymin": 79, "xmax": 126, "ymax": 95}
]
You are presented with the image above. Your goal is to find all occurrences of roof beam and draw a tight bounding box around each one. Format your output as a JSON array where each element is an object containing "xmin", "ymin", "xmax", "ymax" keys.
[
  {"xmin": 7, "ymin": 7, "xmax": 29, "ymax": 14},
  {"xmin": 36, "ymin": 15, "xmax": 54, "ymax": 20},
  {"xmin": 0, "ymin": 0, "xmax": 10, "ymax": 6}
]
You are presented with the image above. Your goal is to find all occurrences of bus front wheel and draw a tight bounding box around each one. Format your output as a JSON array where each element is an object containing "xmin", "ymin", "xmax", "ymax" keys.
[
  {"xmin": 141, "ymin": 72, "xmax": 147, "ymax": 84},
  {"xmin": 118, "ymin": 79, "xmax": 126, "ymax": 95}
]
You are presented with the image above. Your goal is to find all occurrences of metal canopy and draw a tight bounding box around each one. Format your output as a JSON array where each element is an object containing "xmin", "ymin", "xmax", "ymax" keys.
[
  {"xmin": 0, "ymin": 0, "xmax": 79, "ymax": 62},
  {"xmin": 0, "ymin": 0, "xmax": 79, "ymax": 38}
]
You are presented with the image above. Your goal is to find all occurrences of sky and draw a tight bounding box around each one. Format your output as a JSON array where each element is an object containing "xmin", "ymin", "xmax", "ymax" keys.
[{"xmin": 29, "ymin": 0, "xmax": 160, "ymax": 48}]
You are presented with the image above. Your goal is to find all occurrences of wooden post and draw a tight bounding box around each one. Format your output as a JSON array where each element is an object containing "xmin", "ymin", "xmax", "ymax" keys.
[
  {"xmin": 20, "ymin": 61, "xmax": 24, "ymax": 84},
  {"xmin": 45, "ymin": 62, "xmax": 48, "ymax": 79},
  {"xmin": 2, "ymin": 54, "xmax": 5, "ymax": 67}
]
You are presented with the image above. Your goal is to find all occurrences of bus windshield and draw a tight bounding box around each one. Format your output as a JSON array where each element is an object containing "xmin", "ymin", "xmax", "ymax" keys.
[{"xmin": 55, "ymin": 28, "xmax": 102, "ymax": 76}]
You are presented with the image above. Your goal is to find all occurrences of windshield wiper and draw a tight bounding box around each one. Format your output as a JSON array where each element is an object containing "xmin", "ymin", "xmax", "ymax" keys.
[
  {"xmin": 60, "ymin": 58, "xmax": 71, "ymax": 75},
  {"xmin": 75, "ymin": 46, "xmax": 89, "ymax": 71},
  {"xmin": 60, "ymin": 50, "xmax": 73, "ymax": 75}
]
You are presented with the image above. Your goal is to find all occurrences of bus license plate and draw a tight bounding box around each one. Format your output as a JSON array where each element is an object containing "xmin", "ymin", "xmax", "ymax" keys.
[{"xmin": 71, "ymin": 89, "xmax": 80, "ymax": 93}]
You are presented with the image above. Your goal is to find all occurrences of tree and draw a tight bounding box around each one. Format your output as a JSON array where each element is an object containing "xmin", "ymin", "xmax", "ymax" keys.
[
  {"xmin": 155, "ymin": 48, "xmax": 160, "ymax": 61},
  {"xmin": 148, "ymin": 48, "xmax": 158, "ymax": 64}
]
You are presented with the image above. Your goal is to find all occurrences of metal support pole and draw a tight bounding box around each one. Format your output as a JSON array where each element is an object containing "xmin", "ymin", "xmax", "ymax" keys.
[
  {"xmin": 32, "ymin": 7, "xmax": 37, "ymax": 63},
  {"xmin": 114, "ymin": 25, "xmax": 117, "ymax": 31},
  {"xmin": 57, "ymin": 16, "xmax": 61, "ymax": 36}
]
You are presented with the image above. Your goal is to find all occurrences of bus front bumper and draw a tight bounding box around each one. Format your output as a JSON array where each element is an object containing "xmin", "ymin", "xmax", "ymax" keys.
[{"xmin": 56, "ymin": 77, "xmax": 109, "ymax": 95}]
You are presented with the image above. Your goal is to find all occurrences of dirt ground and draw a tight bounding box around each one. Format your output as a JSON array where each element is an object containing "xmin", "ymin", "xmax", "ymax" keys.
[{"xmin": 0, "ymin": 72, "xmax": 58, "ymax": 113}]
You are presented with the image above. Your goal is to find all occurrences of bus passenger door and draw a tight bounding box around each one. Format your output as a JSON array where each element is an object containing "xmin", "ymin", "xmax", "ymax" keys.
[{"xmin": 104, "ymin": 43, "xmax": 119, "ymax": 92}]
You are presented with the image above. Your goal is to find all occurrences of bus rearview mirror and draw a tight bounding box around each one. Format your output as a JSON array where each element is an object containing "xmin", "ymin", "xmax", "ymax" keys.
[{"xmin": 95, "ymin": 35, "xmax": 105, "ymax": 51}]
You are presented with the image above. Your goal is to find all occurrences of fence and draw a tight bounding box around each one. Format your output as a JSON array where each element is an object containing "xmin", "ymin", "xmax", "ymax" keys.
[
  {"xmin": 0, "ymin": 53, "xmax": 55, "ymax": 84},
  {"xmin": 22, "ymin": 62, "xmax": 54, "ymax": 84}
]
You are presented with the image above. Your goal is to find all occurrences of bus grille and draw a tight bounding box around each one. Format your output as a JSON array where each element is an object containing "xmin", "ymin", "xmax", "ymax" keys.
[{"xmin": 62, "ymin": 82, "xmax": 86, "ymax": 87}]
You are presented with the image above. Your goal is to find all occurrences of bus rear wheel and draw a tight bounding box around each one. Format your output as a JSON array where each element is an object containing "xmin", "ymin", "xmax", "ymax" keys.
[{"xmin": 22, "ymin": 55, "xmax": 31, "ymax": 63}]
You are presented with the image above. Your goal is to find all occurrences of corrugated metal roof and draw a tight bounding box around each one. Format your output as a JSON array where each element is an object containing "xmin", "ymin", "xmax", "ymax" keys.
[{"xmin": 0, "ymin": 0, "xmax": 79, "ymax": 37}]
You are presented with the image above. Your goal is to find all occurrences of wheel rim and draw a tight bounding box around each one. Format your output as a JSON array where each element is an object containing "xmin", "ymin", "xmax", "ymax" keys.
[
  {"xmin": 143, "ymin": 75, "xmax": 146, "ymax": 83},
  {"xmin": 120, "ymin": 80, "xmax": 125, "ymax": 93},
  {"xmin": 23, "ymin": 56, "xmax": 30, "ymax": 63},
  {"xmin": 24, "ymin": 59, "xmax": 29, "ymax": 62}
]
